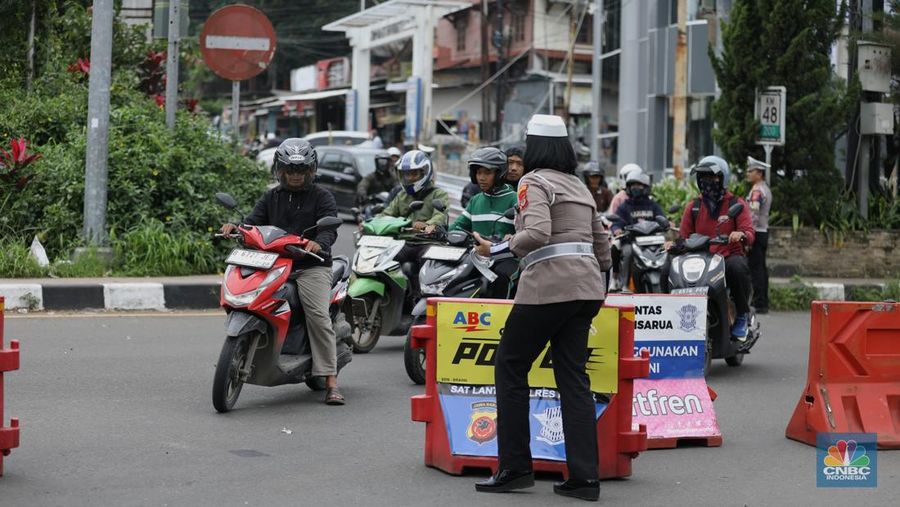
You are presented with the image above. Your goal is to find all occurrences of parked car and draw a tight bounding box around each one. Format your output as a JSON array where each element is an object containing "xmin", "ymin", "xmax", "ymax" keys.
[
  {"xmin": 302, "ymin": 130, "xmax": 371, "ymax": 148},
  {"xmin": 315, "ymin": 146, "xmax": 390, "ymax": 213}
]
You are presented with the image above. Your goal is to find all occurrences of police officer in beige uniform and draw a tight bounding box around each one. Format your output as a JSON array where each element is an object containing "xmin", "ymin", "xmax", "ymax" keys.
[{"xmin": 474, "ymin": 115, "xmax": 612, "ymax": 502}]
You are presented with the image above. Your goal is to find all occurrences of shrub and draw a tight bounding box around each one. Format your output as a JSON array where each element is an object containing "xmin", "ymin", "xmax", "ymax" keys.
[{"xmin": 0, "ymin": 239, "xmax": 48, "ymax": 278}]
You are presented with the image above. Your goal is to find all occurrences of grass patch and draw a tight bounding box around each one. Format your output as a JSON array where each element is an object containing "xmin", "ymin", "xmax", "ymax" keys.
[
  {"xmin": 769, "ymin": 283, "xmax": 819, "ymax": 311},
  {"xmin": 846, "ymin": 280, "xmax": 900, "ymax": 302},
  {"xmin": 0, "ymin": 239, "xmax": 49, "ymax": 277}
]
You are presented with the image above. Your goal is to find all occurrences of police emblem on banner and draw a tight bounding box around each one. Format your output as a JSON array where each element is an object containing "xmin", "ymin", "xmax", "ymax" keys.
[
  {"xmin": 677, "ymin": 304, "xmax": 700, "ymax": 332},
  {"xmin": 533, "ymin": 406, "xmax": 565, "ymax": 445},
  {"xmin": 467, "ymin": 401, "xmax": 498, "ymax": 444}
]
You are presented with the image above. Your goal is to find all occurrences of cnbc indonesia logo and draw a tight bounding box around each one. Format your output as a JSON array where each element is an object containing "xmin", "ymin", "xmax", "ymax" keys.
[{"xmin": 821, "ymin": 439, "xmax": 872, "ymax": 483}]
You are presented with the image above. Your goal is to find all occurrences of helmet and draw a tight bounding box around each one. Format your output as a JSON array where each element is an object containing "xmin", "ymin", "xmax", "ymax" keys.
[
  {"xmin": 625, "ymin": 171, "xmax": 652, "ymax": 198},
  {"xmin": 582, "ymin": 160, "xmax": 604, "ymax": 177},
  {"xmin": 691, "ymin": 155, "xmax": 730, "ymax": 188},
  {"xmin": 374, "ymin": 155, "xmax": 393, "ymax": 174},
  {"xmin": 618, "ymin": 163, "xmax": 643, "ymax": 182},
  {"xmin": 387, "ymin": 146, "xmax": 402, "ymax": 159},
  {"xmin": 273, "ymin": 138, "xmax": 317, "ymax": 190},
  {"xmin": 397, "ymin": 150, "xmax": 434, "ymax": 195},
  {"xmin": 467, "ymin": 147, "xmax": 508, "ymax": 188}
]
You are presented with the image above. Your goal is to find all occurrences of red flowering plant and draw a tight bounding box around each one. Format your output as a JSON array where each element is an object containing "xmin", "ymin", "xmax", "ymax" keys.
[
  {"xmin": 0, "ymin": 138, "xmax": 42, "ymax": 190},
  {"xmin": 67, "ymin": 58, "xmax": 91, "ymax": 81}
]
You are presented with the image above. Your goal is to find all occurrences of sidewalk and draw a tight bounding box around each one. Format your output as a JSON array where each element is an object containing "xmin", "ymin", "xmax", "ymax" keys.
[{"xmin": 0, "ymin": 275, "xmax": 894, "ymax": 312}]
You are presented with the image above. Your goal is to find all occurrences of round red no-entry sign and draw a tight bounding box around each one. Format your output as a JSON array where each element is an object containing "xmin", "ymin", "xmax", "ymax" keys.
[{"xmin": 200, "ymin": 5, "xmax": 276, "ymax": 81}]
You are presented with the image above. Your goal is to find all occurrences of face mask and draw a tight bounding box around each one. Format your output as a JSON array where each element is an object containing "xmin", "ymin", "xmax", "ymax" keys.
[
  {"xmin": 698, "ymin": 178, "xmax": 724, "ymax": 202},
  {"xmin": 627, "ymin": 186, "xmax": 648, "ymax": 200}
]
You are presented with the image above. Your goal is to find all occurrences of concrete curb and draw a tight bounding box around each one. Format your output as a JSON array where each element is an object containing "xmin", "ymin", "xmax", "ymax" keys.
[
  {"xmin": 0, "ymin": 278, "xmax": 892, "ymax": 312},
  {"xmin": 0, "ymin": 281, "xmax": 221, "ymax": 311}
]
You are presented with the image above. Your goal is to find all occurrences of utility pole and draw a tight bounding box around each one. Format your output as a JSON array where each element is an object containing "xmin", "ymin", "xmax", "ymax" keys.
[
  {"xmin": 26, "ymin": 0, "xmax": 36, "ymax": 91},
  {"xmin": 590, "ymin": 0, "xmax": 603, "ymax": 161},
  {"xmin": 671, "ymin": 0, "xmax": 688, "ymax": 180},
  {"xmin": 493, "ymin": 0, "xmax": 505, "ymax": 141},
  {"xmin": 564, "ymin": 4, "xmax": 578, "ymax": 123},
  {"xmin": 481, "ymin": 0, "xmax": 492, "ymax": 141},
  {"xmin": 165, "ymin": 0, "xmax": 181, "ymax": 129},
  {"xmin": 83, "ymin": 0, "xmax": 114, "ymax": 245},
  {"xmin": 846, "ymin": 0, "xmax": 860, "ymax": 188}
]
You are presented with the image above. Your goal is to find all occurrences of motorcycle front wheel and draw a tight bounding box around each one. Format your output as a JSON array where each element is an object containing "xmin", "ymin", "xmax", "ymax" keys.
[
  {"xmin": 212, "ymin": 334, "xmax": 251, "ymax": 413},
  {"xmin": 351, "ymin": 294, "xmax": 382, "ymax": 353},
  {"xmin": 404, "ymin": 316, "xmax": 427, "ymax": 385}
]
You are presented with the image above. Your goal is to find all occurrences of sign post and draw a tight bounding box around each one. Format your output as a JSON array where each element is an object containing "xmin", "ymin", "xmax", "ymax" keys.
[
  {"xmin": 200, "ymin": 5, "xmax": 276, "ymax": 143},
  {"xmin": 405, "ymin": 76, "xmax": 422, "ymax": 145},
  {"xmin": 755, "ymin": 86, "xmax": 786, "ymax": 185}
]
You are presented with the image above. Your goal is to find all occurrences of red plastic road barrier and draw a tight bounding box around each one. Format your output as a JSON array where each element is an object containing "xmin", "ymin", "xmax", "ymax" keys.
[
  {"xmin": 410, "ymin": 298, "xmax": 649, "ymax": 479},
  {"xmin": 0, "ymin": 297, "xmax": 22, "ymax": 476},
  {"xmin": 786, "ymin": 301, "xmax": 900, "ymax": 449}
]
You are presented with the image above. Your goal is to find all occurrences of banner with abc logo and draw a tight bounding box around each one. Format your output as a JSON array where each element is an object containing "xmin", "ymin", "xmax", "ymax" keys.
[{"xmin": 434, "ymin": 301, "xmax": 619, "ymax": 393}]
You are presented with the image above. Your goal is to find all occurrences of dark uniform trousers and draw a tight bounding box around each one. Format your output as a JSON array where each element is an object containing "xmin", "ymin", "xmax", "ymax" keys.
[
  {"xmin": 494, "ymin": 299, "xmax": 603, "ymax": 480},
  {"xmin": 748, "ymin": 231, "xmax": 769, "ymax": 310}
]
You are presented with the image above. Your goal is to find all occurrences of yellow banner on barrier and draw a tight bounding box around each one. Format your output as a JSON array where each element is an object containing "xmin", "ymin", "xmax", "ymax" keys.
[{"xmin": 435, "ymin": 301, "xmax": 619, "ymax": 393}]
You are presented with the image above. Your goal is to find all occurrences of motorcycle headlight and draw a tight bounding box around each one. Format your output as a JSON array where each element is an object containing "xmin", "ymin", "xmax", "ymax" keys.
[
  {"xmin": 420, "ymin": 265, "xmax": 464, "ymax": 295},
  {"xmin": 708, "ymin": 254, "xmax": 723, "ymax": 274},
  {"xmin": 223, "ymin": 266, "xmax": 285, "ymax": 306},
  {"xmin": 681, "ymin": 257, "xmax": 706, "ymax": 283}
]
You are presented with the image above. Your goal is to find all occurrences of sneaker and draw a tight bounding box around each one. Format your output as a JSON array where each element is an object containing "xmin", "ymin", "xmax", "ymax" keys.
[{"xmin": 731, "ymin": 313, "xmax": 749, "ymax": 342}]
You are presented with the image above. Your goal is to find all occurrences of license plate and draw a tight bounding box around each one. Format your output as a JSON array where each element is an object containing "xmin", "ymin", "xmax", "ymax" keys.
[
  {"xmin": 226, "ymin": 249, "xmax": 279, "ymax": 269},
  {"xmin": 671, "ymin": 286, "xmax": 709, "ymax": 295},
  {"xmin": 357, "ymin": 235, "xmax": 394, "ymax": 248},
  {"xmin": 423, "ymin": 246, "xmax": 467, "ymax": 262},
  {"xmin": 635, "ymin": 234, "xmax": 666, "ymax": 246}
]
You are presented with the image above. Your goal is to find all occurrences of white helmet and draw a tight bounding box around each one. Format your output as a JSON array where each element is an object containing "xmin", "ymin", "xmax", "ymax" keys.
[
  {"xmin": 397, "ymin": 150, "xmax": 434, "ymax": 195},
  {"xmin": 618, "ymin": 163, "xmax": 643, "ymax": 182},
  {"xmin": 387, "ymin": 146, "xmax": 402, "ymax": 158}
]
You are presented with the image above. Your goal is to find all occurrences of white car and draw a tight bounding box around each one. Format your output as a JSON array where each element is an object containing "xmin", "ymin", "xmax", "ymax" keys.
[{"xmin": 302, "ymin": 131, "xmax": 372, "ymax": 148}]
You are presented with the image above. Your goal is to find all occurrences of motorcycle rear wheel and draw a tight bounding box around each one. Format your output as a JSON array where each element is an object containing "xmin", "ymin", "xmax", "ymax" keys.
[
  {"xmin": 212, "ymin": 334, "xmax": 251, "ymax": 413},
  {"xmin": 404, "ymin": 316, "xmax": 427, "ymax": 385}
]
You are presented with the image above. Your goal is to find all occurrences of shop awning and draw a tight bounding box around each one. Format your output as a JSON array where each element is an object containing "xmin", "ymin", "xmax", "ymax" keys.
[{"xmin": 279, "ymin": 89, "xmax": 350, "ymax": 102}]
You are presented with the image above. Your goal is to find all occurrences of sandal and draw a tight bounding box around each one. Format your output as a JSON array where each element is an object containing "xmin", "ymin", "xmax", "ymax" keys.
[{"xmin": 325, "ymin": 387, "xmax": 345, "ymax": 406}]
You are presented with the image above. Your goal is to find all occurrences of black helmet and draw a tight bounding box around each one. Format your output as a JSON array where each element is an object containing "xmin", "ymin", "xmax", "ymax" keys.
[
  {"xmin": 273, "ymin": 138, "xmax": 317, "ymax": 190},
  {"xmin": 375, "ymin": 155, "xmax": 392, "ymax": 174},
  {"xmin": 467, "ymin": 147, "xmax": 508, "ymax": 189},
  {"xmin": 582, "ymin": 160, "xmax": 604, "ymax": 179}
]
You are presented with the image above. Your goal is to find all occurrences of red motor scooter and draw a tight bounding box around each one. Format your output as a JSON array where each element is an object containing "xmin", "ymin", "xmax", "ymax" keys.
[{"xmin": 212, "ymin": 193, "xmax": 352, "ymax": 413}]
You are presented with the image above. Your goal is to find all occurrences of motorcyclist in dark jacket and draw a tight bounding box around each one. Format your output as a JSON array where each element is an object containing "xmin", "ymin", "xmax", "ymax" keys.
[
  {"xmin": 610, "ymin": 171, "xmax": 666, "ymax": 291},
  {"xmin": 219, "ymin": 138, "xmax": 345, "ymax": 405},
  {"xmin": 356, "ymin": 154, "xmax": 399, "ymax": 205}
]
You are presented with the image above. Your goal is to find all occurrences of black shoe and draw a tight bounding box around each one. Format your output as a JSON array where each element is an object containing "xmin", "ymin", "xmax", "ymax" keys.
[
  {"xmin": 756, "ymin": 307, "xmax": 769, "ymax": 315},
  {"xmin": 554, "ymin": 479, "xmax": 600, "ymax": 501},
  {"xmin": 474, "ymin": 469, "xmax": 534, "ymax": 493}
]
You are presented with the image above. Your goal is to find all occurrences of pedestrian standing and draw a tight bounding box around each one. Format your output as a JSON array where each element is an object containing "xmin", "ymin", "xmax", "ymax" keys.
[
  {"xmin": 474, "ymin": 114, "xmax": 611, "ymax": 502},
  {"xmin": 746, "ymin": 156, "xmax": 772, "ymax": 314}
]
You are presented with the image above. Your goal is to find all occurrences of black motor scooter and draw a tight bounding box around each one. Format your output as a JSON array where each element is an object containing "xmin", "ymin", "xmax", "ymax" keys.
[
  {"xmin": 667, "ymin": 203, "xmax": 761, "ymax": 375},
  {"xmin": 403, "ymin": 208, "xmax": 517, "ymax": 384},
  {"xmin": 608, "ymin": 215, "xmax": 670, "ymax": 293}
]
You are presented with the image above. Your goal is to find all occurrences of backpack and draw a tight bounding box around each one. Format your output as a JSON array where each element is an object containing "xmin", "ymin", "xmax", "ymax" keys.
[{"xmin": 691, "ymin": 195, "xmax": 738, "ymax": 227}]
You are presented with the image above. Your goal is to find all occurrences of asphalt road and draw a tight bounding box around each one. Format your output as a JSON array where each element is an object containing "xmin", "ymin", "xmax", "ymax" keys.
[{"xmin": 1, "ymin": 311, "xmax": 897, "ymax": 506}]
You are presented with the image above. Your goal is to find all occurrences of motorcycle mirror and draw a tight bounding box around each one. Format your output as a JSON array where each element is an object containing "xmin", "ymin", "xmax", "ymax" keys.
[
  {"xmin": 316, "ymin": 216, "xmax": 343, "ymax": 231},
  {"xmin": 372, "ymin": 204, "xmax": 385, "ymax": 214},
  {"xmin": 667, "ymin": 203, "xmax": 682, "ymax": 214},
  {"xmin": 215, "ymin": 192, "xmax": 238, "ymax": 210},
  {"xmin": 409, "ymin": 200, "xmax": 425, "ymax": 212},
  {"xmin": 503, "ymin": 207, "xmax": 516, "ymax": 220},
  {"xmin": 655, "ymin": 215, "xmax": 669, "ymax": 229},
  {"xmin": 727, "ymin": 203, "xmax": 745, "ymax": 218},
  {"xmin": 376, "ymin": 191, "xmax": 390, "ymax": 200},
  {"xmin": 605, "ymin": 213, "xmax": 623, "ymax": 223},
  {"xmin": 433, "ymin": 200, "xmax": 446, "ymax": 212},
  {"xmin": 350, "ymin": 207, "xmax": 360, "ymax": 215}
]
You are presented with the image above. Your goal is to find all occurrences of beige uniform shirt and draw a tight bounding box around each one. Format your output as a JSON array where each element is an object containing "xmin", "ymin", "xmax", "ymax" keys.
[{"xmin": 510, "ymin": 169, "xmax": 612, "ymax": 305}]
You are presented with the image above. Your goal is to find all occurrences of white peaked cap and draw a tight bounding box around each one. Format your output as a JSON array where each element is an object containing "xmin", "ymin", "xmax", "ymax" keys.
[
  {"xmin": 747, "ymin": 156, "xmax": 771, "ymax": 171},
  {"xmin": 526, "ymin": 114, "xmax": 568, "ymax": 138}
]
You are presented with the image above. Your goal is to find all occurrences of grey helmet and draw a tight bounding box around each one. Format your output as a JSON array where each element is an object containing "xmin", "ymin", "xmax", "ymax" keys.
[
  {"xmin": 467, "ymin": 147, "xmax": 508, "ymax": 191},
  {"xmin": 691, "ymin": 155, "xmax": 731, "ymax": 188},
  {"xmin": 273, "ymin": 138, "xmax": 317, "ymax": 190},
  {"xmin": 625, "ymin": 171, "xmax": 652, "ymax": 199},
  {"xmin": 582, "ymin": 160, "xmax": 604, "ymax": 179}
]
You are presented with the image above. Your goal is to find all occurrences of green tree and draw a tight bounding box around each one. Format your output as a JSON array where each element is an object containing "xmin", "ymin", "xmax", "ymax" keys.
[{"xmin": 710, "ymin": 0, "xmax": 854, "ymax": 225}]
